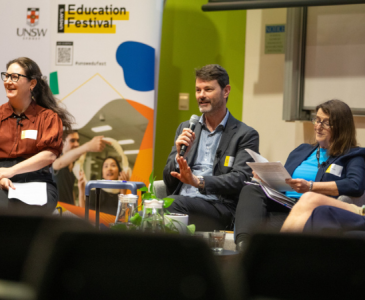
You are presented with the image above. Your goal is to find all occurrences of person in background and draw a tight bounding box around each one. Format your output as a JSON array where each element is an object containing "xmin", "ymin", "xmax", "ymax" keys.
[
  {"xmin": 52, "ymin": 130, "xmax": 109, "ymax": 205},
  {"xmin": 0, "ymin": 57, "xmax": 73, "ymax": 214},
  {"xmin": 78, "ymin": 157, "xmax": 130, "ymax": 215},
  {"xmin": 235, "ymin": 99, "xmax": 365, "ymax": 251}
]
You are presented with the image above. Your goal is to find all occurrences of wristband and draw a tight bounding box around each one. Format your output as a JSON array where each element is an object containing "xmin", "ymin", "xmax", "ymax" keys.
[{"xmin": 309, "ymin": 181, "xmax": 313, "ymax": 191}]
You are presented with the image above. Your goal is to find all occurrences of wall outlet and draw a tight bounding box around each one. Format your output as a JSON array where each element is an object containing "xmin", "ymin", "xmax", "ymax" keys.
[{"xmin": 179, "ymin": 93, "xmax": 189, "ymax": 110}]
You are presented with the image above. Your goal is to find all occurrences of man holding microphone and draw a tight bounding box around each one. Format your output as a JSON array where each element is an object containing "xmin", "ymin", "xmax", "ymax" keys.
[{"xmin": 163, "ymin": 64, "xmax": 259, "ymax": 230}]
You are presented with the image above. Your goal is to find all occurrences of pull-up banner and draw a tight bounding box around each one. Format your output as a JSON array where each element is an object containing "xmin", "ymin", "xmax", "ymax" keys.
[{"xmin": 0, "ymin": 0, "xmax": 164, "ymax": 196}]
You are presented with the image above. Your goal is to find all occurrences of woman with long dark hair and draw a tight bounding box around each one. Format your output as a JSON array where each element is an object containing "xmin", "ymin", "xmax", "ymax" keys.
[{"xmin": 0, "ymin": 57, "xmax": 73, "ymax": 214}]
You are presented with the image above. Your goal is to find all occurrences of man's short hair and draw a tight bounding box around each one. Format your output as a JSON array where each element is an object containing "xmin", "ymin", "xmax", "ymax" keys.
[
  {"xmin": 195, "ymin": 64, "xmax": 229, "ymax": 90},
  {"xmin": 62, "ymin": 130, "xmax": 78, "ymax": 141}
]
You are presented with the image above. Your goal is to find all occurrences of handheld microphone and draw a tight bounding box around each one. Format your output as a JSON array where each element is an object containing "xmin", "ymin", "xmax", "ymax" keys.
[{"xmin": 179, "ymin": 114, "xmax": 199, "ymax": 157}]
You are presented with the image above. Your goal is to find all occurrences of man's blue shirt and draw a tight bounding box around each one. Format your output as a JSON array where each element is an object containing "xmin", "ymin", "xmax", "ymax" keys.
[{"xmin": 179, "ymin": 109, "xmax": 230, "ymax": 200}]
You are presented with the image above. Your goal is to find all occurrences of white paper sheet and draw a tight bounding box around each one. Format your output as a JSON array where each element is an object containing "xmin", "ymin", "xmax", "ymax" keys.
[
  {"xmin": 247, "ymin": 162, "xmax": 292, "ymax": 192},
  {"xmin": 8, "ymin": 182, "xmax": 47, "ymax": 206},
  {"xmin": 245, "ymin": 148, "xmax": 269, "ymax": 163}
]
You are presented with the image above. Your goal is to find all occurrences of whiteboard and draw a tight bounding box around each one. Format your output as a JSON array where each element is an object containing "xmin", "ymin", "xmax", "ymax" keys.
[{"xmin": 304, "ymin": 4, "xmax": 365, "ymax": 111}]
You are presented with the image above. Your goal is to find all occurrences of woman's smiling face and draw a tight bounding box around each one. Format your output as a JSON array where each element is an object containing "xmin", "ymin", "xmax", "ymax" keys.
[{"xmin": 4, "ymin": 63, "xmax": 36, "ymax": 102}]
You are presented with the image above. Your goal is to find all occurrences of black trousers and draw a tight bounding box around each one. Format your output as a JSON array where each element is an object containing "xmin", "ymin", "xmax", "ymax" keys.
[
  {"xmin": 0, "ymin": 158, "xmax": 58, "ymax": 215},
  {"xmin": 234, "ymin": 184, "xmax": 290, "ymax": 241},
  {"xmin": 167, "ymin": 195, "xmax": 234, "ymax": 231}
]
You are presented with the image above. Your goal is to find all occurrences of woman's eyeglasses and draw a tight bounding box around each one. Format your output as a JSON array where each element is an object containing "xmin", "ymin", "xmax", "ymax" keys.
[
  {"xmin": 311, "ymin": 117, "xmax": 331, "ymax": 129},
  {"xmin": 1, "ymin": 72, "xmax": 30, "ymax": 83}
]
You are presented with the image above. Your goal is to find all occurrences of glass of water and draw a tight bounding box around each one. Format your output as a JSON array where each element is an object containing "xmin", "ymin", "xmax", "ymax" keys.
[{"xmin": 208, "ymin": 230, "xmax": 226, "ymax": 252}]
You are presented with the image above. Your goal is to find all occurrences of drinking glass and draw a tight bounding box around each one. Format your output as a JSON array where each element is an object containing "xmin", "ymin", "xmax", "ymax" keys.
[{"xmin": 208, "ymin": 230, "xmax": 226, "ymax": 252}]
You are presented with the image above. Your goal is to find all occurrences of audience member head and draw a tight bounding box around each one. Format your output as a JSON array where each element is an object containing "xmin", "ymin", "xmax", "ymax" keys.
[
  {"xmin": 102, "ymin": 157, "xmax": 122, "ymax": 180},
  {"xmin": 314, "ymin": 99, "xmax": 357, "ymax": 156},
  {"xmin": 62, "ymin": 130, "xmax": 79, "ymax": 153},
  {"xmin": 4, "ymin": 57, "xmax": 73, "ymax": 131}
]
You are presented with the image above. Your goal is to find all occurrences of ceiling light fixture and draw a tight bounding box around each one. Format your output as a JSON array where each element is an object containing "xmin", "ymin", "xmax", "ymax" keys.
[
  {"xmin": 118, "ymin": 139, "xmax": 135, "ymax": 145},
  {"xmin": 124, "ymin": 150, "xmax": 139, "ymax": 155},
  {"xmin": 91, "ymin": 125, "xmax": 112, "ymax": 133}
]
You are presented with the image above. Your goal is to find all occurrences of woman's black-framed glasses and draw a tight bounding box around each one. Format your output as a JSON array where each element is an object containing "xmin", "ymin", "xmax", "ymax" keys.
[
  {"xmin": 311, "ymin": 117, "xmax": 331, "ymax": 130},
  {"xmin": 1, "ymin": 72, "xmax": 30, "ymax": 83}
]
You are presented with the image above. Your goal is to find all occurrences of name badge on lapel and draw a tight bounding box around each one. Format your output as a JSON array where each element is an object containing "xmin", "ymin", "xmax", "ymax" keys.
[
  {"xmin": 224, "ymin": 156, "xmax": 235, "ymax": 167},
  {"xmin": 21, "ymin": 130, "xmax": 37, "ymax": 140},
  {"xmin": 326, "ymin": 164, "xmax": 343, "ymax": 177}
]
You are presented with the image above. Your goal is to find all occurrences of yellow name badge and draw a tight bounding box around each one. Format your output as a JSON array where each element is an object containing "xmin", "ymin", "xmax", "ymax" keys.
[
  {"xmin": 21, "ymin": 130, "xmax": 38, "ymax": 140},
  {"xmin": 224, "ymin": 156, "xmax": 235, "ymax": 167},
  {"xmin": 326, "ymin": 164, "xmax": 343, "ymax": 177}
]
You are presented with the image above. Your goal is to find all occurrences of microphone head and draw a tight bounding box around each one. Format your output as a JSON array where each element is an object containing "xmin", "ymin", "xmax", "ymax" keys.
[{"xmin": 189, "ymin": 114, "xmax": 199, "ymax": 126}]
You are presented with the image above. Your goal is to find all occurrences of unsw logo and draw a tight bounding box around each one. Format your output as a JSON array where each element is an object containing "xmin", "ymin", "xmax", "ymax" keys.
[
  {"xmin": 27, "ymin": 8, "xmax": 39, "ymax": 27},
  {"xmin": 17, "ymin": 8, "xmax": 47, "ymax": 40}
]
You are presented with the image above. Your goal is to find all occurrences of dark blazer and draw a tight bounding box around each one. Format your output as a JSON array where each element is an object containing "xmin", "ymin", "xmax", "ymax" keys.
[
  {"xmin": 163, "ymin": 112, "xmax": 259, "ymax": 210},
  {"xmin": 285, "ymin": 144, "xmax": 365, "ymax": 197}
]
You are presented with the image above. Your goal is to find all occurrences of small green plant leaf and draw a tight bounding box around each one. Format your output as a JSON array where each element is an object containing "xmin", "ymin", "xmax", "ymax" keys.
[
  {"xmin": 149, "ymin": 170, "xmax": 155, "ymax": 194},
  {"xmin": 163, "ymin": 197, "xmax": 174, "ymax": 208},
  {"xmin": 187, "ymin": 224, "xmax": 196, "ymax": 235},
  {"xmin": 139, "ymin": 186, "xmax": 148, "ymax": 192},
  {"xmin": 130, "ymin": 212, "xmax": 142, "ymax": 226},
  {"xmin": 142, "ymin": 192, "xmax": 152, "ymax": 200}
]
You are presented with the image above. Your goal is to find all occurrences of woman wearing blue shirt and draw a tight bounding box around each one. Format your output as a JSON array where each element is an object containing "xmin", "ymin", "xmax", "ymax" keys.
[{"xmin": 235, "ymin": 100, "xmax": 365, "ymax": 250}]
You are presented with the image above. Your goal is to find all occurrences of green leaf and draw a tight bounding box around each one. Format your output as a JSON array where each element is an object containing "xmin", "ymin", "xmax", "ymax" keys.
[
  {"xmin": 142, "ymin": 192, "xmax": 152, "ymax": 200},
  {"xmin": 163, "ymin": 197, "xmax": 174, "ymax": 208},
  {"xmin": 187, "ymin": 224, "xmax": 196, "ymax": 235},
  {"xmin": 130, "ymin": 212, "xmax": 142, "ymax": 226},
  {"xmin": 149, "ymin": 170, "xmax": 155, "ymax": 194},
  {"xmin": 139, "ymin": 186, "xmax": 148, "ymax": 192}
]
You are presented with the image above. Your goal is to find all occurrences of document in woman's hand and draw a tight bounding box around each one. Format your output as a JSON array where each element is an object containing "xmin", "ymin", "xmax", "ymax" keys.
[{"xmin": 245, "ymin": 149, "xmax": 292, "ymax": 192}]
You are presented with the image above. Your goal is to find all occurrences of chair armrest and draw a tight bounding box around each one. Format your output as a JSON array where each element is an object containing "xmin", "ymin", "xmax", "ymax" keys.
[
  {"xmin": 152, "ymin": 180, "xmax": 168, "ymax": 199},
  {"xmin": 338, "ymin": 192, "xmax": 365, "ymax": 206}
]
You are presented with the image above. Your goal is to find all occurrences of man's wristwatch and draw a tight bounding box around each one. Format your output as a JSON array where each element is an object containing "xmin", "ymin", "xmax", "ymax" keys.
[
  {"xmin": 196, "ymin": 176, "xmax": 205, "ymax": 190},
  {"xmin": 309, "ymin": 180, "xmax": 314, "ymax": 191}
]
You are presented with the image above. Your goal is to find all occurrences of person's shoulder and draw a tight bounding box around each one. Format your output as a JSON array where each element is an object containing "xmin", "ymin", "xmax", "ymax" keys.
[
  {"xmin": 177, "ymin": 119, "xmax": 193, "ymax": 130},
  {"xmin": 228, "ymin": 113, "xmax": 258, "ymax": 133},
  {"xmin": 35, "ymin": 103, "xmax": 59, "ymax": 119},
  {"xmin": 288, "ymin": 143, "xmax": 314, "ymax": 156},
  {"xmin": 0, "ymin": 102, "xmax": 10, "ymax": 113},
  {"xmin": 0, "ymin": 102, "xmax": 7, "ymax": 110},
  {"xmin": 344, "ymin": 146, "xmax": 365, "ymax": 157}
]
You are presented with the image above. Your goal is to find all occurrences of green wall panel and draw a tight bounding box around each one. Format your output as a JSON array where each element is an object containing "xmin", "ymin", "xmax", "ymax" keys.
[{"xmin": 154, "ymin": 0, "xmax": 246, "ymax": 180}]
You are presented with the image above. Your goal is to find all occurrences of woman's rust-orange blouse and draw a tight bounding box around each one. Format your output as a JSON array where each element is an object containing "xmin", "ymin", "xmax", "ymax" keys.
[{"xmin": 0, "ymin": 101, "xmax": 63, "ymax": 159}]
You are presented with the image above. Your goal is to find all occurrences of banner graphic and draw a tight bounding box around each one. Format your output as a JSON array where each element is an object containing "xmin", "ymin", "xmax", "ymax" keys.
[{"xmin": 0, "ymin": 0, "xmax": 164, "ymax": 205}]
